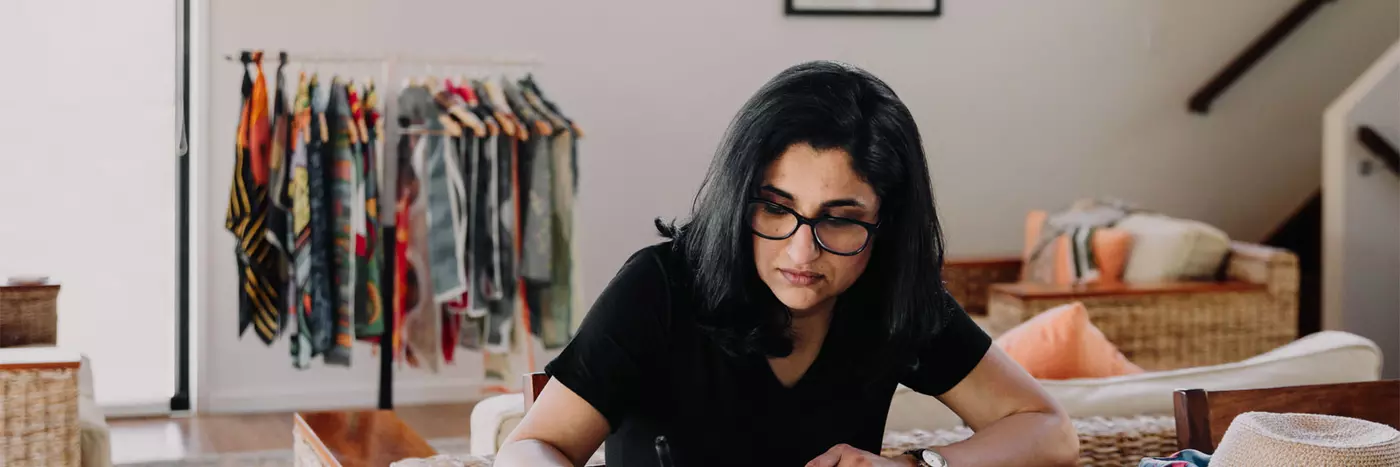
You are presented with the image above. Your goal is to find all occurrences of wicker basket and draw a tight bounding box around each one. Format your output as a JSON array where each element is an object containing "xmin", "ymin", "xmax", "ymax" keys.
[
  {"xmin": 882, "ymin": 415, "xmax": 1178, "ymax": 467},
  {"xmin": 0, "ymin": 352, "xmax": 81, "ymax": 467},
  {"xmin": 0, "ymin": 282, "xmax": 59, "ymax": 348}
]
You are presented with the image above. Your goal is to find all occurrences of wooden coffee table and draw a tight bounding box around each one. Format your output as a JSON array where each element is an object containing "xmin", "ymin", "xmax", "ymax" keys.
[{"xmin": 293, "ymin": 410, "xmax": 437, "ymax": 467}]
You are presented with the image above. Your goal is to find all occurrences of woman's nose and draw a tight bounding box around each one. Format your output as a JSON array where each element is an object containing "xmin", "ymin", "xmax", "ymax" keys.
[{"xmin": 786, "ymin": 224, "xmax": 821, "ymax": 264}]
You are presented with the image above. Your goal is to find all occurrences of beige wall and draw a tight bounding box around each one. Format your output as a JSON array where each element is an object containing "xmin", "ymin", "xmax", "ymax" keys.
[
  {"xmin": 1323, "ymin": 40, "xmax": 1400, "ymax": 380},
  {"xmin": 196, "ymin": 0, "xmax": 1399, "ymax": 411},
  {"xmin": 0, "ymin": 1, "xmax": 177, "ymax": 412}
]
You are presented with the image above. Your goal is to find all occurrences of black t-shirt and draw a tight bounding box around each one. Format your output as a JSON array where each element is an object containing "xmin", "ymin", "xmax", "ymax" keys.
[{"xmin": 545, "ymin": 242, "xmax": 991, "ymax": 466}]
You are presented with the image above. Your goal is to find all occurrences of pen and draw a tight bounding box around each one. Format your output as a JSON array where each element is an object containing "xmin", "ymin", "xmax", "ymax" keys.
[{"xmin": 655, "ymin": 435, "xmax": 675, "ymax": 467}]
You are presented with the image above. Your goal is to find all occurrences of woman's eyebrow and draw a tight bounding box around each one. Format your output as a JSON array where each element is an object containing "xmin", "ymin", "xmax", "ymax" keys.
[
  {"xmin": 759, "ymin": 185, "xmax": 793, "ymax": 200},
  {"xmin": 760, "ymin": 185, "xmax": 867, "ymax": 209}
]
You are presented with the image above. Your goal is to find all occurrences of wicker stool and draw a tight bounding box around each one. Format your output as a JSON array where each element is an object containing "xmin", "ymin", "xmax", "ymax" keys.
[
  {"xmin": 0, "ymin": 281, "xmax": 59, "ymax": 348},
  {"xmin": 0, "ymin": 348, "xmax": 82, "ymax": 467}
]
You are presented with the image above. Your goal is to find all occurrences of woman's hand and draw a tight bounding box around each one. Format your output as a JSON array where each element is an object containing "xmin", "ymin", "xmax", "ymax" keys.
[{"xmin": 805, "ymin": 444, "xmax": 917, "ymax": 467}]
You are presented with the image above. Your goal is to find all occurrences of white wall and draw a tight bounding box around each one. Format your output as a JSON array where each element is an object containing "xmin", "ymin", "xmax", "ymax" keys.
[
  {"xmin": 197, "ymin": 0, "xmax": 1400, "ymax": 411},
  {"xmin": 1323, "ymin": 40, "xmax": 1400, "ymax": 380},
  {"xmin": 0, "ymin": 1, "xmax": 177, "ymax": 410}
]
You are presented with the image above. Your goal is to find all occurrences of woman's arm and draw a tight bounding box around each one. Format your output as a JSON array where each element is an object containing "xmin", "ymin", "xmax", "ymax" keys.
[
  {"xmin": 932, "ymin": 346, "xmax": 1078, "ymax": 467},
  {"xmin": 495, "ymin": 378, "xmax": 610, "ymax": 467}
]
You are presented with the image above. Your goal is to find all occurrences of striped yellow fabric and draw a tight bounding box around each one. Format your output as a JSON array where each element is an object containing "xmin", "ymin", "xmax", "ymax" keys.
[{"xmin": 226, "ymin": 53, "xmax": 282, "ymax": 344}]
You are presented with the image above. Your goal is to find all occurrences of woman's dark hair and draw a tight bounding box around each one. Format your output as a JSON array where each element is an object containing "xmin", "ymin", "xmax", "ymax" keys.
[{"xmin": 658, "ymin": 60, "xmax": 950, "ymax": 361}]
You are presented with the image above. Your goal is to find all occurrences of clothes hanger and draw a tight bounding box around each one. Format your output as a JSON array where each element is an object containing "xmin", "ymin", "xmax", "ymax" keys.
[
  {"xmin": 522, "ymin": 74, "xmax": 584, "ymax": 139},
  {"xmin": 481, "ymin": 76, "xmax": 518, "ymax": 139},
  {"xmin": 295, "ymin": 71, "xmax": 310, "ymax": 145},
  {"xmin": 470, "ymin": 79, "xmax": 501, "ymax": 137},
  {"xmin": 437, "ymin": 78, "xmax": 486, "ymax": 138},
  {"xmin": 345, "ymin": 78, "xmax": 363, "ymax": 145},
  {"xmin": 505, "ymin": 79, "xmax": 552, "ymax": 138},
  {"xmin": 315, "ymin": 75, "xmax": 329, "ymax": 144},
  {"xmin": 458, "ymin": 74, "xmax": 499, "ymax": 136},
  {"xmin": 358, "ymin": 79, "xmax": 373, "ymax": 141},
  {"xmin": 520, "ymin": 83, "xmax": 564, "ymax": 137}
]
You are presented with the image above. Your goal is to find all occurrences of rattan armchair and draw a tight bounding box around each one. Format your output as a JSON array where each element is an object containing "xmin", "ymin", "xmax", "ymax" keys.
[{"xmin": 946, "ymin": 241, "xmax": 1299, "ymax": 371}]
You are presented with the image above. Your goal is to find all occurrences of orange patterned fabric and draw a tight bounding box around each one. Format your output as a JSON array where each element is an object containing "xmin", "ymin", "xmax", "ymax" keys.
[{"xmin": 1022, "ymin": 210, "xmax": 1133, "ymax": 285}]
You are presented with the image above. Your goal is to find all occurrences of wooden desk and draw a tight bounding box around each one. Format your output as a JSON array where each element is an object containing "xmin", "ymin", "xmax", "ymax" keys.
[{"xmin": 293, "ymin": 410, "xmax": 437, "ymax": 467}]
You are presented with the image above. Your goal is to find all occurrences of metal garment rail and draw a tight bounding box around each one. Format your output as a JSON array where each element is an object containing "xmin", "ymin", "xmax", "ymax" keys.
[{"xmin": 221, "ymin": 50, "xmax": 541, "ymax": 410}]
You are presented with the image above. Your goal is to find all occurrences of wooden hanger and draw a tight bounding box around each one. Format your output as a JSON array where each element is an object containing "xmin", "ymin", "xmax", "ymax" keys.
[
  {"xmin": 437, "ymin": 113, "xmax": 464, "ymax": 137},
  {"xmin": 522, "ymin": 86, "xmax": 564, "ymax": 138},
  {"xmin": 352, "ymin": 81, "xmax": 369, "ymax": 141},
  {"xmin": 436, "ymin": 81, "xmax": 486, "ymax": 138},
  {"xmin": 295, "ymin": 72, "xmax": 310, "ymax": 145},
  {"xmin": 523, "ymin": 75, "xmax": 584, "ymax": 139},
  {"xmin": 308, "ymin": 73, "xmax": 328, "ymax": 143},
  {"xmin": 481, "ymin": 78, "xmax": 517, "ymax": 138},
  {"xmin": 344, "ymin": 79, "xmax": 362, "ymax": 145}
]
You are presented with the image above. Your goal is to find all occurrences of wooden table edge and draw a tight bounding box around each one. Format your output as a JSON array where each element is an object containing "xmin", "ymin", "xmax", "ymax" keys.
[{"xmin": 294, "ymin": 412, "xmax": 344, "ymax": 467}]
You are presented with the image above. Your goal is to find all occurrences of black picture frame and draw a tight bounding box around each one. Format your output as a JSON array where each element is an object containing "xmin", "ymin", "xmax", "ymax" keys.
[{"xmin": 785, "ymin": 0, "xmax": 941, "ymax": 17}]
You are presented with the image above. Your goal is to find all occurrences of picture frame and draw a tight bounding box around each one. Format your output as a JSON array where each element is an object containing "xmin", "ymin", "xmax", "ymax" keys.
[{"xmin": 785, "ymin": 0, "xmax": 941, "ymax": 17}]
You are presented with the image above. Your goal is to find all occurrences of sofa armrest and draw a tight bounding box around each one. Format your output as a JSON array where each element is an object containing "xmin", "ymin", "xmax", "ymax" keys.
[
  {"xmin": 1225, "ymin": 241, "xmax": 1299, "ymax": 296},
  {"xmin": 470, "ymin": 393, "xmax": 525, "ymax": 456},
  {"xmin": 943, "ymin": 257, "xmax": 1022, "ymax": 316}
]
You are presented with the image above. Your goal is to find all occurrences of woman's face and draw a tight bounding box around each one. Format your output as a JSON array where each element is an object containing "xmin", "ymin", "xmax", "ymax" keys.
[{"xmin": 752, "ymin": 143, "xmax": 880, "ymax": 316}]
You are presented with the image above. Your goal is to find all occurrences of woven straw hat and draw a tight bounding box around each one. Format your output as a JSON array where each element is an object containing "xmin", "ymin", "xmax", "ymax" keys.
[{"xmin": 1211, "ymin": 412, "xmax": 1400, "ymax": 466}]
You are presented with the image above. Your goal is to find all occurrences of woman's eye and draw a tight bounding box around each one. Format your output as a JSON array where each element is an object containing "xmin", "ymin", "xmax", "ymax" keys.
[{"xmin": 763, "ymin": 204, "xmax": 787, "ymax": 215}]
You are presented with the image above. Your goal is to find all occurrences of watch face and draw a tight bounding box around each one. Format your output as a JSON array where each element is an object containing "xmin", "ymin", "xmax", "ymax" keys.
[{"xmin": 922, "ymin": 450, "xmax": 948, "ymax": 467}]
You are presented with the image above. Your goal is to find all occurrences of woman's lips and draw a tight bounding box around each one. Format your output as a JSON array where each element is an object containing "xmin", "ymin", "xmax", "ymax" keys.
[{"xmin": 779, "ymin": 268, "xmax": 824, "ymax": 286}]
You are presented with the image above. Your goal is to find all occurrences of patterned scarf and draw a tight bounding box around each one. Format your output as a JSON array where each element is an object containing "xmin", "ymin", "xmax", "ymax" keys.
[{"xmin": 226, "ymin": 52, "xmax": 282, "ymax": 344}]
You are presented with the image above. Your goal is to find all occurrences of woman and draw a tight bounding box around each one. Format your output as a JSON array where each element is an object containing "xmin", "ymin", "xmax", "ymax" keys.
[{"xmin": 498, "ymin": 61, "xmax": 1078, "ymax": 467}]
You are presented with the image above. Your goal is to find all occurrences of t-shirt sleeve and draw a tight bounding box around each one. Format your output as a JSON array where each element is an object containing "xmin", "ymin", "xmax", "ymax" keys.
[
  {"xmin": 543, "ymin": 247, "xmax": 671, "ymax": 432},
  {"xmin": 899, "ymin": 291, "xmax": 993, "ymax": 397}
]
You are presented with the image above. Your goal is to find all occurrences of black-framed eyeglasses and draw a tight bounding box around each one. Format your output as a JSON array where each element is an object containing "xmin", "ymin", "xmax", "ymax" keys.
[{"xmin": 745, "ymin": 198, "xmax": 879, "ymax": 256}]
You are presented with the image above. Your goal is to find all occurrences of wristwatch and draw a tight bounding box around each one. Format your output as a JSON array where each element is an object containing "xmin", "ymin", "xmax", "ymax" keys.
[{"xmin": 905, "ymin": 448, "xmax": 949, "ymax": 467}]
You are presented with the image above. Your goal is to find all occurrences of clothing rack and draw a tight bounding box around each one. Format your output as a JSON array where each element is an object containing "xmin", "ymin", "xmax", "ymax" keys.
[{"xmin": 227, "ymin": 49, "xmax": 544, "ymax": 410}]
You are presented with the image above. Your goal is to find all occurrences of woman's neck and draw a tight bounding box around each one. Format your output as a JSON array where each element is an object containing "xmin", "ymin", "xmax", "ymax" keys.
[{"xmin": 787, "ymin": 299, "xmax": 836, "ymax": 352}]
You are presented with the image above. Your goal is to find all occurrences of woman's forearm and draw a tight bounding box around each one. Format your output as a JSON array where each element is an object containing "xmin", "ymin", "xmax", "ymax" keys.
[
  {"xmin": 494, "ymin": 439, "xmax": 576, "ymax": 467},
  {"xmin": 936, "ymin": 411, "xmax": 1078, "ymax": 467}
]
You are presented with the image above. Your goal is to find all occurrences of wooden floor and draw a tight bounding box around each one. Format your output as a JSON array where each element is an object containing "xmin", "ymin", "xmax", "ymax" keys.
[{"xmin": 108, "ymin": 402, "xmax": 477, "ymax": 464}]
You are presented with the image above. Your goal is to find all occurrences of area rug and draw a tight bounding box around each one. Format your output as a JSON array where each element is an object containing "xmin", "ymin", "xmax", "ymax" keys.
[{"xmin": 117, "ymin": 438, "xmax": 474, "ymax": 467}]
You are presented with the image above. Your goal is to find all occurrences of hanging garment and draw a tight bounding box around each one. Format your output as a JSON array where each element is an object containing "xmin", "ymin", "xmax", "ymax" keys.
[
  {"xmin": 508, "ymin": 81, "xmax": 557, "ymax": 343},
  {"xmin": 483, "ymin": 121, "xmax": 518, "ymax": 353},
  {"xmin": 545, "ymin": 129, "xmax": 577, "ymax": 348},
  {"xmin": 471, "ymin": 116, "xmax": 504, "ymax": 311},
  {"xmin": 306, "ymin": 76, "xmax": 336, "ymax": 359},
  {"xmin": 405, "ymin": 128, "xmax": 442, "ymax": 372},
  {"xmin": 355, "ymin": 83, "xmax": 386, "ymax": 341},
  {"xmin": 506, "ymin": 81, "xmax": 553, "ymax": 283},
  {"xmin": 396, "ymin": 85, "xmax": 443, "ymax": 371},
  {"xmin": 226, "ymin": 53, "xmax": 282, "ymax": 344},
  {"xmin": 393, "ymin": 106, "xmax": 418, "ymax": 363},
  {"xmin": 266, "ymin": 60, "xmax": 294, "ymax": 325},
  {"xmin": 320, "ymin": 80, "xmax": 357, "ymax": 366},
  {"xmin": 288, "ymin": 74, "xmax": 316, "ymax": 369},
  {"xmin": 423, "ymin": 125, "xmax": 468, "ymax": 304}
]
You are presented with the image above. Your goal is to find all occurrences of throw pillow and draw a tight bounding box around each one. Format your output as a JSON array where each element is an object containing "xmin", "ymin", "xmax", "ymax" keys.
[
  {"xmin": 1022, "ymin": 211, "xmax": 1134, "ymax": 285},
  {"xmin": 1114, "ymin": 213, "xmax": 1231, "ymax": 283},
  {"xmin": 994, "ymin": 302, "xmax": 1144, "ymax": 380}
]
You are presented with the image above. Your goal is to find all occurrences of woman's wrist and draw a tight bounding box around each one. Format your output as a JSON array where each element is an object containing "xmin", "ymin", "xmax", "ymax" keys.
[{"xmin": 891, "ymin": 453, "xmax": 921, "ymax": 467}]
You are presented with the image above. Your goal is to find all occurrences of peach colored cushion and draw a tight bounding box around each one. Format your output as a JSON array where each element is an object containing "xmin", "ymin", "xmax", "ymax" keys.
[
  {"xmin": 1022, "ymin": 211, "xmax": 1133, "ymax": 285},
  {"xmin": 994, "ymin": 302, "xmax": 1144, "ymax": 380}
]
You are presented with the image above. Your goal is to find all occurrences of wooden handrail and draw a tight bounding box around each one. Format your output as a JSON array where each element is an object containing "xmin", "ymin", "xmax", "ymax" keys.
[
  {"xmin": 1188, "ymin": 0, "xmax": 1336, "ymax": 114},
  {"xmin": 1358, "ymin": 125, "xmax": 1400, "ymax": 176}
]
